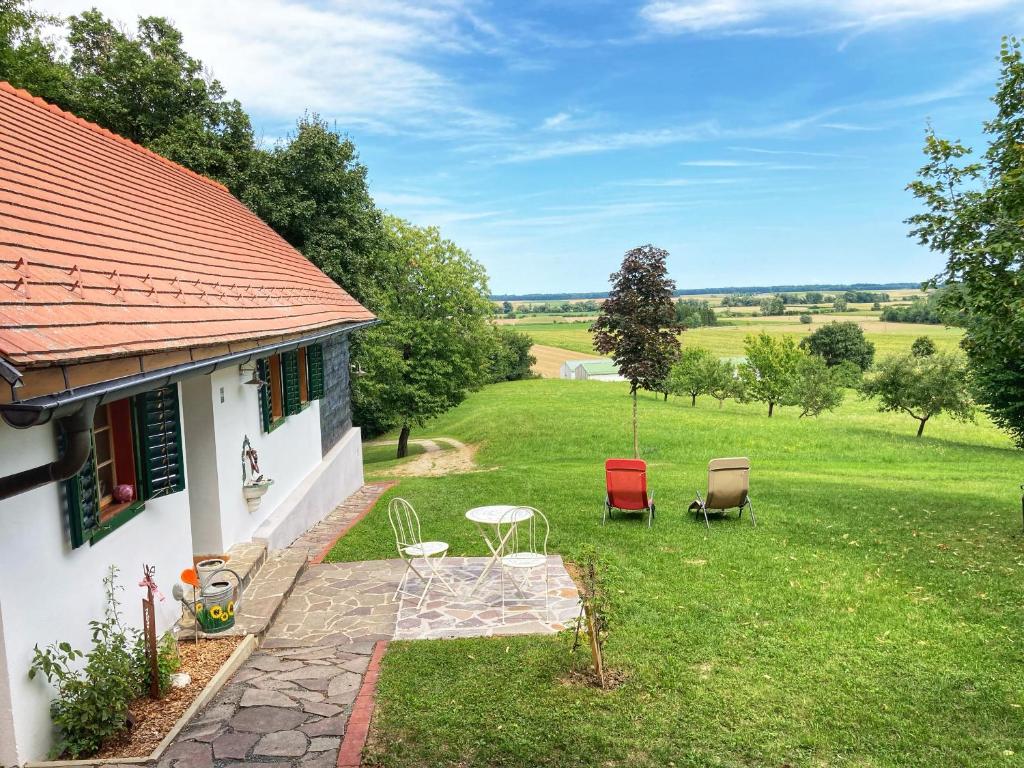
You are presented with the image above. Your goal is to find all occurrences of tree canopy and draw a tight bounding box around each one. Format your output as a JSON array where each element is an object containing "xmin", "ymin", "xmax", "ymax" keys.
[
  {"xmin": 906, "ymin": 37, "xmax": 1024, "ymax": 448},
  {"xmin": 860, "ymin": 352, "xmax": 973, "ymax": 437},
  {"xmin": 352, "ymin": 217, "xmax": 495, "ymax": 457},
  {"xmin": 739, "ymin": 333, "xmax": 803, "ymax": 417},
  {"xmin": 668, "ymin": 347, "xmax": 715, "ymax": 406},
  {"xmin": 799, "ymin": 321, "xmax": 875, "ymax": 370},
  {"xmin": 592, "ymin": 245, "xmax": 681, "ymax": 456}
]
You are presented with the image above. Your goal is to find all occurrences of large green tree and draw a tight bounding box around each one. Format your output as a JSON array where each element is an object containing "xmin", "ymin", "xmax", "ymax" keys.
[
  {"xmin": 907, "ymin": 37, "xmax": 1024, "ymax": 448},
  {"xmin": 860, "ymin": 352, "xmax": 974, "ymax": 437},
  {"xmin": 799, "ymin": 321, "xmax": 875, "ymax": 370},
  {"xmin": 592, "ymin": 245, "xmax": 681, "ymax": 457},
  {"xmin": 739, "ymin": 333, "xmax": 804, "ymax": 417},
  {"xmin": 243, "ymin": 115, "xmax": 385, "ymax": 306},
  {"xmin": 352, "ymin": 216, "xmax": 494, "ymax": 457}
]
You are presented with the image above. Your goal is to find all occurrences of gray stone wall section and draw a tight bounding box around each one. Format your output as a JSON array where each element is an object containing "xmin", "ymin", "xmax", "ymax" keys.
[{"xmin": 319, "ymin": 333, "xmax": 352, "ymax": 456}]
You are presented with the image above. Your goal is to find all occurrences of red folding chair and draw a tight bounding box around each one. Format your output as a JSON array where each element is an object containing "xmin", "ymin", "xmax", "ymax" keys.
[{"xmin": 604, "ymin": 459, "xmax": 655, "ymax": 528}]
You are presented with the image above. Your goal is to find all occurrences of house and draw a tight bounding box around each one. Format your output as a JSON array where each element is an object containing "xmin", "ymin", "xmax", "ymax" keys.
[
  {"xmin": 0, "ymin": 82, "xmax": 374, "ymax": 765},
  {"xmin": 573, "ymin": 360, "xmax": 624, "ymax": 382},
  {"xmin": 559, "ymin": 359, "xmax": 595, "ymax": 379}
]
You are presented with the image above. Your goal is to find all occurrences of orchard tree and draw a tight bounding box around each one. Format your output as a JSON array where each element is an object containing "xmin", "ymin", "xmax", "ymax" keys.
[
  {"xmin": 911, "ymin": 336, "xmax": 937, "ymax": 357},
  {"xmin": 799, "ymin": 321, "xmax": 875, "ymax": 370},
  {"xmin": 860, "ymin": 352, "xmax": 974, "ymax": 437},
  {"xmin": 790, "ymin": 355, "xmax": 844, "ymax": 418},
  {"xmin": 907, "ymin": 37, "xmax": 1024, "ymax": 448},
  {"xmin": 706, "ymin": 359, "xmax": 741, "ymax": 408},
  {"xmin": 739, "ymin": 333, "xmax": 803, "ymax": 416},
  {"xmin": 352, "ymin": 216, "xmax": 494, "ymax": 457},
  {"xmin": 592, "ymin": 245, "xmax": 681, "ymax": 457},
  {"xmin": 668, "ymin": 347, "xmax": 714, "ymax": 406}
]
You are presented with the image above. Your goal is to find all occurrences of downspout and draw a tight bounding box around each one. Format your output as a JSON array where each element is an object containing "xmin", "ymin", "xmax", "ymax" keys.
[{"xmin": 0, "ymin": 399, "xmax": 97, "ymax": 501}]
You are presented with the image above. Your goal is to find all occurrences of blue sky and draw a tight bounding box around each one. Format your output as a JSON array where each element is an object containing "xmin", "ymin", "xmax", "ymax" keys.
[{"xmin": 41, "ymin": 1, "xmax": 1024, "ymax": 293}]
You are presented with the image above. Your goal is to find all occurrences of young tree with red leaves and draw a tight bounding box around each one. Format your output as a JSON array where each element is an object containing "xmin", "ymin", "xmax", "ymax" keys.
[{"xmin": 591, "ymin": 245, "xmax": 681, "ymax": 457}]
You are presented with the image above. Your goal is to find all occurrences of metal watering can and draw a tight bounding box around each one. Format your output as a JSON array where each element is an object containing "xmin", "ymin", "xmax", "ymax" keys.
[{"xmin": 172, "ymin": 558, "xmax": 243, "ymax": 633}]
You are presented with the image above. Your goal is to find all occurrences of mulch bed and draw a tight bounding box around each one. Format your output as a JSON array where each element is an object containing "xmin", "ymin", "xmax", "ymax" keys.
[{"xmin": 91, "ymin": 636, "xmax": 241, "ymax": 759}]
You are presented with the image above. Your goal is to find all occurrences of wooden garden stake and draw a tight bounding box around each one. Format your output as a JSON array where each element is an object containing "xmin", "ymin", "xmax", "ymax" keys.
[
  {"xmin": 140, "ymin": 564, "xmax": 161, "ymax": 698},
  {"xmin": 585, "ymin": 602, "xmax": 606, "ymax": 689}
]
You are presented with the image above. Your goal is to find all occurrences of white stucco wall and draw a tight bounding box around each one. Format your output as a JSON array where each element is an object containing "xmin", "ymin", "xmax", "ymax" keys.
[
  {"xmin": 253, "ymin": 425, "xmax": 364, "ymax": 550},
  {"xmin": 0, "ymin": 406, "xmax": 192, "ymax": 765},
  {"xmin": 182, "ymin": 367, "xmax": 324, "ymax": 555}
]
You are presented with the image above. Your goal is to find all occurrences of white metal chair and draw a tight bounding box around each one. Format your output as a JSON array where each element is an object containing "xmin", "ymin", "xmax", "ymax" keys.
[
  {"xmin": 497, "ymin": 506, "xmax": 551, "ymax": 623},
  {"xmin": 388, "ymin": 497, "xmax": 457, "ymax": 608}
]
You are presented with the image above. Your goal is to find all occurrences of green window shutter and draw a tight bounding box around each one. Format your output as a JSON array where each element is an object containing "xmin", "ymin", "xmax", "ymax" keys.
[
  {"xmin": 63, "ymin": 430, "xmax": 100, "ymax": 549},
  {"xmin": 257, "ymin": 358, "xmax": 272, "ymax": 432},
  {"xmin": 282, "ymin": 350, "xmax": 301, "ymax": 416},
  {"xmin": 134, "ymin": 385, "xmax": 185, "ymax": 499},
  {"xmin": 307, "ymin": 344, "xmax": 324, "ymax": 400}
]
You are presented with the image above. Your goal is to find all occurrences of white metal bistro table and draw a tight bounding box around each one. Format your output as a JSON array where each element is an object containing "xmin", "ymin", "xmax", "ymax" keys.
[{"xmin": 466, "ymin": 504, "xmax": 534, "ymax": 595}]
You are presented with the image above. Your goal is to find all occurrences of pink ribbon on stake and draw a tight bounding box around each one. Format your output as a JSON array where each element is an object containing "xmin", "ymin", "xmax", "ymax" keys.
[{"xmin": 139, "ymin": 571, "xmax": 165, "ymax": 602}]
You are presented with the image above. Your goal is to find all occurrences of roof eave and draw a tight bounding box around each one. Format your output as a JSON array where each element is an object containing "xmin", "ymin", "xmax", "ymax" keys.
[{"xmin": 1, "ymin": 319, "xmax": 377, "ymax": 428}]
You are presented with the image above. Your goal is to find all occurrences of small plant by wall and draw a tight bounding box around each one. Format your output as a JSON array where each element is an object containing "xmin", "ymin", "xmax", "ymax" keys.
[{"xmin": 28, "ymin": 566, "xmax": 179, "ymax": 758}]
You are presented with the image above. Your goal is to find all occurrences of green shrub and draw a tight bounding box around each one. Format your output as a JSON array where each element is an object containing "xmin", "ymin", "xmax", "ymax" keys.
[
  {"xmin": 799, "ymin": 313, "xmax": 812, "ymax": 324},
  {"xmin": 134, "ymin": 630, "xmax": 180, "ymax": 697},
  {"xmin": 29, "ymin": 567, "xmax": 146, "ymax": 758}
]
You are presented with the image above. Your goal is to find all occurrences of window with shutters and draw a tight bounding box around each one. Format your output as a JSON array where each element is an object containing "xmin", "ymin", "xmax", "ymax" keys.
[
  {"xmin": 258, "ymin": 354, "xmax": 288, "ymax": 432},
  {"xmin": 63, "ymin": 385, "xmax": 185, "ymax": 548},
  {"xmin": 92, "ymin": 400, "xmax": 138, "ymax": 523},
  {"xmin": 257, "ymin": 346, "xmax": 324, "ymax": 433}
]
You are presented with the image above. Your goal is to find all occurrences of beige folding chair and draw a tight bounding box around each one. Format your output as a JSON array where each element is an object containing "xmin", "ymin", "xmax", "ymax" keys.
[{"xmin": 688, "ymin": 457, "xmax": 756, "ymax": 528}]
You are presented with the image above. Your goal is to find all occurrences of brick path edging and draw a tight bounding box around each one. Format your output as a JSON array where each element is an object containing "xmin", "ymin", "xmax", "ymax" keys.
[
  {"xmin": 337, "ymin": 640, "xmax": 389, "ymax": 768},
  {"xmin": 311, "ymin": 481, "xmax": 398, "ymax": 564}
]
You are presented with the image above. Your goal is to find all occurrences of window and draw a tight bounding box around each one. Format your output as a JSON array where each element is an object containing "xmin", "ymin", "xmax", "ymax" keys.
[
  {"xmin": 92, "ymin": 400, "xmax": 138, "ymax": 523},
  {"xmin": 257, "ymin": 344, "xmax": 325, "ymax": 433},
  {"xmin": 297, "ymin": 347, "xmax": 310, "ymax": 405},
  {"xmin": 268, "ymin": 354, "xmax": 284, "ymax": 423},
  {"xmin": 64, "ymin": 385, "xmax": 185, "ymax": 548}
]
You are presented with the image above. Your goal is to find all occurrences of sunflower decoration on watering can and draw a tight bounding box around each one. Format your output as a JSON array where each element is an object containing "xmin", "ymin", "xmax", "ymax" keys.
[{"xmin": 172, "ymin": 558, "xmax": 243, "ymax": 633}]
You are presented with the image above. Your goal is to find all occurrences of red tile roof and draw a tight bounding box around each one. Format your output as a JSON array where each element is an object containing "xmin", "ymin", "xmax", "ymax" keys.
[{"xmin": 0, "ymin": 81, "xmax": 374, "ymax": 370}]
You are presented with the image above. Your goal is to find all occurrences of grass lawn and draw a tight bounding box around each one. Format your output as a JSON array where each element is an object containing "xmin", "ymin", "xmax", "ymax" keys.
[
  {"xmin": 518, "ymin": 317, "xmax": 965, "ymax": 359},
  {"xmin": 330, "ymin": 380, "xmax": 1023, "ymax": 767}
]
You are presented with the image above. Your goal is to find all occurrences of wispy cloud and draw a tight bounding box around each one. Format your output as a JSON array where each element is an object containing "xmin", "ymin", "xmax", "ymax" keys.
[
  {"xmin": 680, "ymin": 159, "xmax": 818, "ymax": 169},
  {"xmin": 540, "ymin": 111, "xmax": 573, "ymax": 130},
  {"xmin": 39, "ymin": 0, "xmax": 510, "ymax": 138},
  {"xmin": 730, "ymin": 146, "xmax": 852, "ymax": 158},
  {"xmin": 639, "ymin": 0, "xmax": 1015, "ymax": 36}
]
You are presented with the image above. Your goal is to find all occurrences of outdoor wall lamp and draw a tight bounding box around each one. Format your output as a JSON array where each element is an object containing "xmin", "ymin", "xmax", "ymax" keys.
[{"xmin": 238, "ymin": 363, "xmax": 264, "ymax": 387}]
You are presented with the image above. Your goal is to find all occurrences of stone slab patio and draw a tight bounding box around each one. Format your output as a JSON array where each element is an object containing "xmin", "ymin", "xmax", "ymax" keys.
[{"xmin": 265, "ymin": 555, "xmax": 580, "ymax": 645}]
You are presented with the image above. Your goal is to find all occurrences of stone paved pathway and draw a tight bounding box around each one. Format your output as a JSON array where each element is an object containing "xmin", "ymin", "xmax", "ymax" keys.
[
  {"xmin": 157, "ymin": 484, "xmax": 581, "ymax": 768},
  {"xmin": 158, "ymin": 639, "xmax": 375, "ymax": 768},
  {"xmin": 289, "ymin": 482, "xmax": 395, "ymax": 562}
]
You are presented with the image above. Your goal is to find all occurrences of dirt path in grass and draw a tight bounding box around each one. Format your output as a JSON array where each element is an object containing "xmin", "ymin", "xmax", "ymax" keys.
[
  {"xmin": 368, "ymin": 437, "xmax": 478, "ymax": 477},
  {"xmin": 530, "ymin": 344, "xmax": 602, "ymax": 378}
]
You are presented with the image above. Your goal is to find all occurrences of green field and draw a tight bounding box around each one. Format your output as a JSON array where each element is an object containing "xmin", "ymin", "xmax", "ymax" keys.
[
  {"xmin": 517, "ymin": 315, "xmax": 965, "ymax": 359},
  {"xmin": 330, "ymin": 380, "xmax": 1022, "ymax": 767}
]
